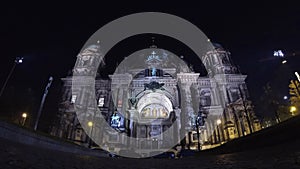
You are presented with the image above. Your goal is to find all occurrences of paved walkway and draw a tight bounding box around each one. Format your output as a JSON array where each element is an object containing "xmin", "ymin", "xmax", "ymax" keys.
[{"xmin": 1, "ymin": 137, "xmax": 300, "ymax": 169}]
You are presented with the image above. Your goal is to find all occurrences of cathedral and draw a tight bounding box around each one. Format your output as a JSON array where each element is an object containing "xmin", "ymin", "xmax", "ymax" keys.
[{"xmin": 51, "ymin": 42, "xmax": 261, "ymax": 154}]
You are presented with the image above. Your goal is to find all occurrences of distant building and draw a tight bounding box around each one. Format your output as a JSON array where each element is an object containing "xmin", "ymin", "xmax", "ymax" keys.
[{"xmin": 51, "ymin": 43, "xmax": 261, "ymax": 151}]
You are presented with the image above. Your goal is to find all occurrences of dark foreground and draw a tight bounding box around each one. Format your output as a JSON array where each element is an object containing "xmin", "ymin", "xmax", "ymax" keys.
[
  {"xmin": 1, "ymin": 137, "xmax": 300, "ymax": 169},
  {"xmin": 1, "ymin": 116, "xmax": 300, "ymax": 169}
]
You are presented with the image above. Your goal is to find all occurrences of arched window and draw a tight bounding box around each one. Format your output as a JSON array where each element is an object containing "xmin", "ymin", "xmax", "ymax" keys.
[
  {"xmin": 230, "ymin": 89, "xmax": 240, "ymax": 102},
  {"xmin": 199, "ymin": 90, "xmax": 211, "ymax": 106}
]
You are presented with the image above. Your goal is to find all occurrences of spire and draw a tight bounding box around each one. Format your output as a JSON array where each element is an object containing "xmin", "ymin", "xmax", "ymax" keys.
[{"xmin": 150, "ymin": 37, "xmax": 157, "ymax": 48}]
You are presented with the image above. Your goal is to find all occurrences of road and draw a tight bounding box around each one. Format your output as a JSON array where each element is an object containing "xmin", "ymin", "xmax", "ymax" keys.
[
  {"xmin": 1, "ymin": 136, "xmax": 300, "ymax": 169},
  {"xmin": 2, "ymin": 116, "xmax": 300, "ymax": 169}
]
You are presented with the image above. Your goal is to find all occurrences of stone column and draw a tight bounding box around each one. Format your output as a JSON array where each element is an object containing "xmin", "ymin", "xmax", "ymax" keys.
[
  {"xmin": 128, "ymin": 109, "xmax": 138, "ymax": 137},
  {"xmin": 174, "ymin": 108, "xmax": 181, "ymax": 145},
  {"xmin": 177, "ymin": 73, "xmax": 199, "ymax": 131},
  {"xmin": 177, "ymin": 73, "xmax": 199, "ymax": 148}
]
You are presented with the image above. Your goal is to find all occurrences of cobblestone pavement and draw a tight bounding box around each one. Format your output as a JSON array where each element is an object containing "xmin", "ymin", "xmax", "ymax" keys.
[{"xmin": 1, "ymin": 137, "xmax": 300, "ymax": 169}]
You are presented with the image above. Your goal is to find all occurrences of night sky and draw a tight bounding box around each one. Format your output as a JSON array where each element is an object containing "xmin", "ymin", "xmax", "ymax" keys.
[{"xmin": 0, "ymin": 2, "xmax": 299, "ymax": 132}]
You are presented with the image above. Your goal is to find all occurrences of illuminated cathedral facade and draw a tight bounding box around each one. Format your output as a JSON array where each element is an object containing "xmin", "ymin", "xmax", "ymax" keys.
[{"xmin": 51, "ymin": 42, "xmax": 261, "ymax": 152}]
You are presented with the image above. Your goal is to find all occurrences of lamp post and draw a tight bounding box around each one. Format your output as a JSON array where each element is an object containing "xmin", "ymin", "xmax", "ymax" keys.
[
  {"xmin": 216, "ymin": 119, "xmax": 222, "ymax": 144},
  {"xmin": 195, "ymin": 116, "xmax": 201, "ymax": 151},
  {"xmin": 0, "ymin": 57, "xmax": 23, "ymax": 97},
  {"xmin": 88, "ymin": 121, "xmax": 93, "ymax": 148},
  {"xmin": 295, "ymin": 72, "xmax": 300, "ymax": 82},
  {"xmin": 21, "ymin": 112, "xmax": 27, "ymax": 126},
  {"xmin": 34, "ymin": 76, "xmax": 53, "ymax": 131},
  {"xmin": 290, "ymin": 106, "xmax": 297, "ymax": 116}
]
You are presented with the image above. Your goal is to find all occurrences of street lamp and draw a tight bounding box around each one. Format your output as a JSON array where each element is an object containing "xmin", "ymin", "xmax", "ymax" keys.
[
  {"xmin": 217, "ymin": 119, "xmax": 222, "ymax": 125},
  {"xmin": 16, "ymin": 57, "xmax": 23, "ymax": 63},
  {"xmin": 295, "ymin": 72, "xmax": 300, "ymax": 82},
  {"xmin": 290, "ymin": 106, "xmax": 297, "ymax": 116},
  {"xmin": 195, "ymin": 116, "xmax": 201, "ymax": 151},
  {"xmin": 88, "ymin": 121, "xmax": 93, "ymax": 127},
  {"xmin": 88, "ymin": 121, "xmax": 93, "ymax": 148},
  {"xmin": 216, "ymin": 119, "xmax": 221, "ymax": 144},
  {"xmin": 0, "ymin": 57, "xmax": 23, "ymax": 97},
  {"xmin": 34, "ymin": 76, "xmax": 53, "ymax": 131},
  {"xmin": 21, "ymin": 112, "xmax": 27, "ymax": 126}
]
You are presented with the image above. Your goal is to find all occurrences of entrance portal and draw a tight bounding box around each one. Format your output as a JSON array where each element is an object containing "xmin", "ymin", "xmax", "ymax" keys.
[{"xmin": 133, "ymin": 92, "xmax": 177, "ymax": 149}]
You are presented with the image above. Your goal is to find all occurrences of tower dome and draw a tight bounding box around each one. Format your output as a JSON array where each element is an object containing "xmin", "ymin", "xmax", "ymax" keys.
[
  {"xmin": 203, "ymin": 43, "xmax": 239, "ymax": 76},
  {"xmin": 212, "ymin": 43, "xmax": 224, "ymax": 50}
]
